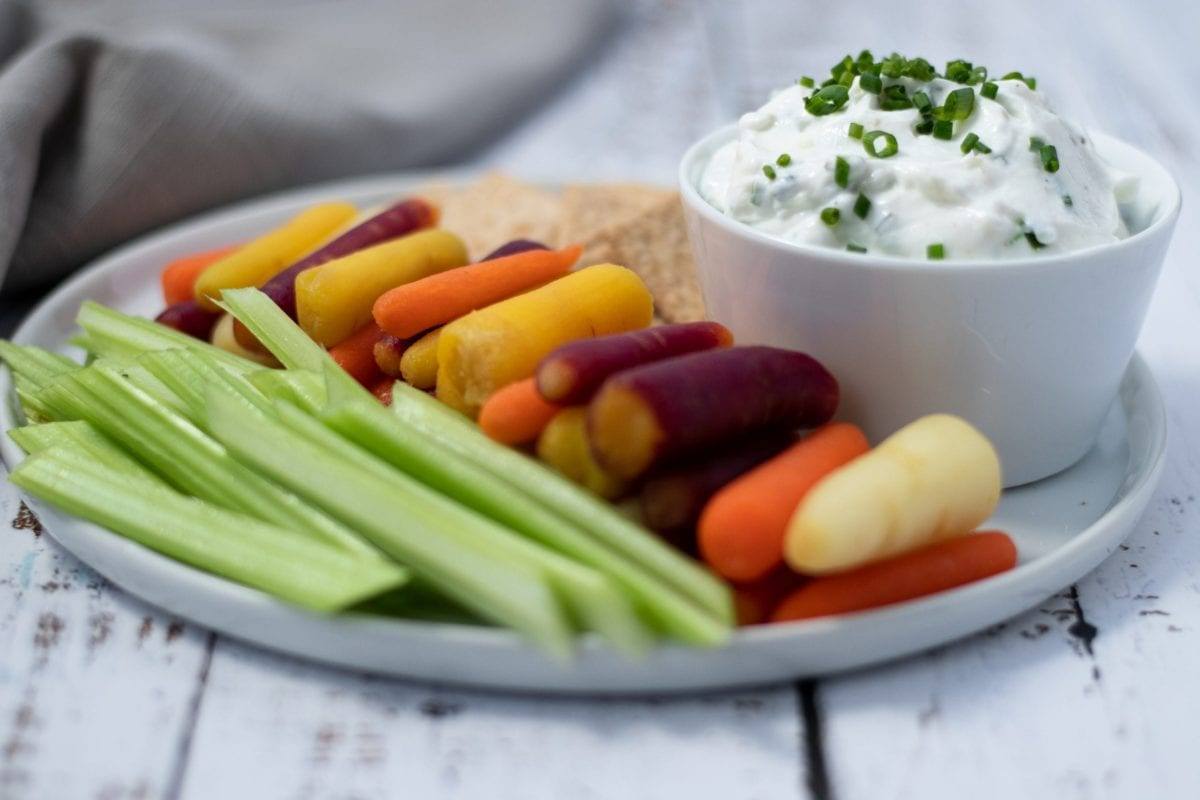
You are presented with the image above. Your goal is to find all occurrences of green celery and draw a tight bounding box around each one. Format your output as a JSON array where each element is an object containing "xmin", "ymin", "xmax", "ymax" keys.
[
  {"xmin": 34, "ymin": 366, "xmax": 380, "ymax": 561},
  {"xmin": 76, "ymin": 301, "xmax": 256, "ymax": 375},
  {"xmin": 0, "ymin": 341, "xmax": 78, "ymax": 387},
  {"xmin": 272, "ymin": 399, "xmax": 653, "ymax": 655},
  {"xmin": 10, "ymin": 447, "xmax": 406, "ymax": 612},
  {"xmin": 204, "ymin": 390, "xmax": 574, "ymax": 658},
  {"xmin": 321, "ymin": 390, "xmax": 725, "ymax": 647},
  {"xmin": 387, "ymin": 382, "xmax": 734, "ymax": 623},
  {"xmin": 9, "ymin": 420, "xmax": 157, "ymax": 483},
  {"xmin": 248, "ymin": 369, "xmax": 326, "ymax": 414},
  {"xmin": 137, "ymin": 350, "xmax": 272, "ymax": 421}
]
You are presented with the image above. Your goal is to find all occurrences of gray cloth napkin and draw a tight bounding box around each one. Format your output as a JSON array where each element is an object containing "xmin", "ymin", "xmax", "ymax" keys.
[{"xmin": 0, "ymin": 0, "xmax": 616, "ymax": 294}]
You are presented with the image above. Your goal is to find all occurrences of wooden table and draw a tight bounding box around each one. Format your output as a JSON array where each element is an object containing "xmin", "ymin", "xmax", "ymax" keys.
[{"xmin": 2, "ymin": 2, "xmax": 1198, "ymax": 797}]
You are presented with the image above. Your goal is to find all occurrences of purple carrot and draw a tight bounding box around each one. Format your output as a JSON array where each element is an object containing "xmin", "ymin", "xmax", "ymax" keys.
[
  {"xmin": 155, "ymin": 300, "xmax": 220, "ymax": 341},
  {"xmin": 537, "ymin": 321, "xmax": 733, "ymax": 405},
  {"xmin": 480, "ymin": 239, "xmax": 549, "ymax": 261}
]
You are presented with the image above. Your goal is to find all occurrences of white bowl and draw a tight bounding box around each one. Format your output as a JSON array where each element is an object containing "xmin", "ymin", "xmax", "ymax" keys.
[{"xmin": 680, "ymin": 126, "xmax": 1180, "ymax": 486}]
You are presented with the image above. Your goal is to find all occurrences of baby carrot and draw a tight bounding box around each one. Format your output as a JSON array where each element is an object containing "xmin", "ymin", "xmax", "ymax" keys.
[
  {"xmin": 478, "ymin": 378, "xmax": 561, "ymax": 446},
  {"xmin": 374, "ymin": 333, "xmax": 407, "ymax": 378},
  {"xmin": 399, "ymin": 328, "xmax": 441, "ymax": 389},
  {"xmin": 373, "ymin": 244, "xmax": 583, "ymax": 339},
  {"xmin": 536, "ymin": 408, "xmax": 628, "ymax": 500},
  {"xmin": 161, "ymin": 245, "xmax": 239, "ymax": 306},
  {"xmin": 329, "ymin": 323, "xmax": 385, "ymax": 387},
  {"xmin": 733, "ymin": 567, "xmax": 808, "ymax": 627},
  {"xmin": 370, "ymin": 378, "xmax": 395, "ymax": 406},
  {"xmin": 699, "ymin": 423, "xmax": 869, "ymax": 582},
  {"xmin": 770, "ymin": 531, "xmax": 1017, "ymax": 622}
]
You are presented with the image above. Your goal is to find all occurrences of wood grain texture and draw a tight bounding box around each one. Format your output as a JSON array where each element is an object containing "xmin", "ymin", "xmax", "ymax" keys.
[{"xmin": 2, "ymin": 1, "xmax": 1199, "ymax": 798}]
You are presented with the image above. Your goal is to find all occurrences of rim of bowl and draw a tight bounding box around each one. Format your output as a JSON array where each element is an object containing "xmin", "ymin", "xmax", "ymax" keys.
[{"xmin": 679, "ymin": 123, "xmax": 1183, "ymax": 274}]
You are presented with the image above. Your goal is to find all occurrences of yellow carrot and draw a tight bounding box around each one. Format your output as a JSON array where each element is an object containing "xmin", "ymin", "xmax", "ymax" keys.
[
  {"xmin": 295, "ymin": 230, "xmax": 468, "ymax": 346},
  {"xmin": 536, "ymin": 408, "xmax": 628, "ymax": 500},
  {"xmin": 399, "ymin": 327, "xmax": 441, "ymax": 389},
  {"xmin": 193, "ymin": 203, "xmax": 356, "ymax": 312},
  {"xmin": 437, "ymin": 264, "xmax": 653, "ymax": 415}
]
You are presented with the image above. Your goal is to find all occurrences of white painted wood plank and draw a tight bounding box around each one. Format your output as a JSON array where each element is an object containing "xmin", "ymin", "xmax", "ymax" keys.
[
  {"xmin": 176, "ymin": 639, "xmax": 804, "ymax": 800},
  {"xmin": 0, "ymin": 477, "xmax": 213, "ymax": 800}
]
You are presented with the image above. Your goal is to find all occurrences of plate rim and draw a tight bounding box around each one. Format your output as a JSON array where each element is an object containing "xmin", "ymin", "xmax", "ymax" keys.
[{"xmin": 0, "ymin": 171, "xmax": 1169, "ymax": 693}]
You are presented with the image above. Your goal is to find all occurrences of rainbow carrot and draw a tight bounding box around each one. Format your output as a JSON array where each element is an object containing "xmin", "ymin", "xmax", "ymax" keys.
[
  {"xmin": 329, "ymin": 323, "xmax": 385, "ymax": 387},
  {"xmin": 536, "ymin": 408, "xmax": 628, "ymax": 500},
  {"xmin": 194, "ymin": 202, "xmax": 357, "ymax": 311},
  {"xmin": 771, "ymin": 532, "xmax": 1017, "ymax": 622},
  {"xmin": 371, "ymin": 378, "xmax": 395, "ymax": 406},
  {"xmin": 733, "ymin": 567, "xmax": 808, "ymax": 626},
  {"xmin": 699, "ymin": 423, "xmax": 870, "ymax": 582},
  {"xmin": 588, "ymin": 346, "xmax": 839, "ymax": 480},
  {"xmin": 161, "ymin": 246, "xmax": 239, "ymax": 306},
  {"xmin": 478, "ymin": 378, "xmax": 561, "ymax": 446},
  {"xmin": 373, "ymin": 245, "xmax": 582, "ymax": 339},
  {"xmin": 480, "ymin": 240, "xmax": 549, "ymax": 260},
  {"xmin": 373, "ymin": 334, "xmax": 407, "ymax": 378},
  {"xmin": 399, "ymin": 328, "xmax": 440, "ymax": 389},
  {"xmin": 154, "ymin": 300, "xmax": 221, "ymax": 341},
  {"xmin": 536, "ymin": 321, "xmax": 733, "ymax": 405}
]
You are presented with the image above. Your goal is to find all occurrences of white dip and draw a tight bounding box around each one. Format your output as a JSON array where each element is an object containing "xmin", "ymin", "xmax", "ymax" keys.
[{"xmin": 701, "ymin": 61, "xmax": 1132, "ymax": 259}]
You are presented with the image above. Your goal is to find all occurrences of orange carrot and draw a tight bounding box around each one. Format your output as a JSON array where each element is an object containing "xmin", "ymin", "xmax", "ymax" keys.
[
  {"xmin": 329, "ymin": 323, "xmax": 385, "ymax": 387},
  {"xmin": 698, "ymin": 423, "xmax": 869, "ymax": 582},
  {"xmin": 478, "ymin": 378, "xmax": 561, "ymax": 446},
  {"xmin": 373, "ymin": 244, "xmax": 583, "ymax": 339},
  {"xmin": 371, "ymin": 378, "xmax": 395, "ymax": 406},
  {"xmin": 160, "ymin": 246, "xmax": 239, "ymax": 306},
  {"xmin": 771, "ymin": 531, "xmax": 1017, "ymax": 622}
]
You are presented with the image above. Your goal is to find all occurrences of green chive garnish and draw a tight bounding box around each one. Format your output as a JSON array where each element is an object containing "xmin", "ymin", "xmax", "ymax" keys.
[
  {"xmin": 835, "ymin": 156, "xmax": 850, "ymax": 188},
  {"xmin": 1040, "ymin": 144, "xmax": 1059, "ymax": 173},
  {"xmin": 1025, "ymin": 231, "xmax": 1045, "ymax": 250},
  {"xmin": 913, "ymin": 91, "xmax": 933, "ymax": 114},
  {"xmin": 1063, "ymin": 194, "xmax": 1073, "ymax": 207},
  {"xmin": 914, "ymin": 118, "xmax": 934, "ymax": 135},
  {"xmin": 960, "ymin": 133, "xmax": 980, "ymax": 154},
  {"xmin": 968, "ymin": 66, "xmax": 988, "ymax": 85},
  {"xmin": 879, "ymin": 84, "xmax": 914, "ymax": 110},
  {"xmin": 799, "ymin": 76, "xmax": 816, "ymax": 88},
  {"xmin": 863, "ymin": 130, "xmax": 899, "ymax": 158},
  {"xmin": 846, "ymin": 243, "xmax": 868, "ymax": 253},
  {"xmin": 859, "ymin": 72, "xmax": 882, "ymax": 94},
  {"xmin": 927, "ymin": 243, "xmax": 945, "ymax": 260},
  {"xmin": 853, "ymin": 193, "xmax": 871, "ymax": 219},
  {"xmin": 932, "ymin": 119, "xmax": 953, "ymax": 140},
  {"xmin": 821, "ymin": 207, "xmax": 841, "ymax": 226},
  {"xmin": 973, "ymin": 139, "xmax": 992, "ymax": 154},
  {"xmin": 806, "ymin": 84, "xmax": 850, "ymax": 116},
  {"xmin": 1003, "ymin": 71, "xmax": 1037, "ymax": 90},
  {"xmin": 762, "ymin": 164, "xmax": 777, "ymax": 180},
  {"xmin": 776, "ymin": 153, "xmax": 792, "ymax": 166},
  {"xmin": 903, "ymin": 57, "xmax": 936, "ymax": 82},
  {"xmin": 1029, "ymin": 136, "xmax": 1045, "ymax": 152},
  {"xmin": 945, "ymin": 59, "xmax": 974, "ymax": 83},
  {"xmin": 848, "ymin": 122, "xmax": 864, "ymax": 139},
  {"xmin": 981, "ymin": 81, "xmax": 998, "ymax": 100},
  {"xmin": 942, "ymin": 88, "xmax": 975, "ymax": 121}
]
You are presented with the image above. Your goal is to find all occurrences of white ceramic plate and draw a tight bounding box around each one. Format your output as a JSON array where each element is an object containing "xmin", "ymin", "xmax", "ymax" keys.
[{"xmin": 0, "ymin": 173, "xmax": 1167, "ymax": 695}]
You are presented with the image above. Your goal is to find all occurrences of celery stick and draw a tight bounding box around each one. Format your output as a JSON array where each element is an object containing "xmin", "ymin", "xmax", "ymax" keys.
[
  {"xmin": 387, "ymin": 381, "xmax": 734, "ymax": 623},
  {"xmin": 0, "ymin": 341, "xmax": 78, "ymax": 387},
  {"xmin": 35, "ymin": 366, "xmax": 380, "ymax": 561},
  {"xmin": 10, "ymin": 447, "xmax": 406, "ymax": 612},
  {"xmin": 322, "ymin": 396, "xmax": 724, "ymax": 647},
  {"xmin": 138, "ymin": 350, "xmax": 272, "ymax": 421},
  {"xmin": 272, "ymin": 400, "xmax": 653, "ymax": 655},
  {"xmin": 9, "ymin": 420, "xmax": 158, "ymax": 483},
  {"xmin": 76, "ymin": 301, "xmax": 256, "ymax": 375},
  {"xmin": 248, "ymin": 369, "xmax": 326, "ymax": 414},
  {"xmin": 98, "ymin": 360, "xmax": 195, "ymax": 419},
  {"xmin": 204, "ymin": 390, "xmax": 574, "ymax": 658}
]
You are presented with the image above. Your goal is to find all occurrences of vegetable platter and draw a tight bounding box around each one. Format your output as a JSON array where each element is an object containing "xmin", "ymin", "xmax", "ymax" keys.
[{"xmin": 0, "ymin": 172, "xmax": 1166, "ymax": 694}]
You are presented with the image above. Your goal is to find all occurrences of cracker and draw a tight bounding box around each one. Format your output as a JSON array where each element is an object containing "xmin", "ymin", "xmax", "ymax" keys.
[
  {"xmin": 418, "ymin": 173, "xmax": 562, "ymax": 260},
  {"xmin": 581, "ymin": 194, "xmax": 706, "ymax": 323},
  {"xmin": 560, "ymin": 184, "xmax": 676, "ymax": 264}
]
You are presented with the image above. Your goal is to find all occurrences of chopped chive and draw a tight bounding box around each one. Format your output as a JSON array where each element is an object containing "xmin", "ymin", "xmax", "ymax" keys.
[
  {"xmin": 932, "ymin": 119, "xmax": 954, "ymax": 140},
  {"xmin": 927, "ymin": 243, "xmax": 945, "ymax": 260},
  {"xmin": 799, "ymin": 76, "xmax": 815, "ymax": 88},
  {"xmin": 1003, "ymin": 71, "xmax": 1037, "ymax": 90},
  {"xmin": 856, "ymin": 49, "xmax": 876, "ymax": 71},
  {"xmin": 912, "ymin": 91, "xmax": 933, "ymax": 113},
  {"xmin": 914, "ymin": 118, "xmax": 934, "ymax": 135},
  {"xmin": 859, "ymin": 72, "xmax": 882, "ymax": 94},
  {"xmin": 1026, "ymin": 76, "xmax": 1037, "ymax": 90},
  {"xmin": 879, "ymin": 84, "xmax": 914, "ymax": 110},
  {"xmin": 863, "ymin": 130, "xmax": 899, "ymax": 158},
  {"xmin": 834, "ymin": 156, "xmax": 850, "ymax": 188},
  {"xmin": 881, "ymin": 53, "xmax": 905, "ymax": 79},
  {"xmin": 973, "ymin": 139, "xmax": 992, "ymax": 154},
  {"xmin": 945, "ymin": 59, "xmax": 974, "ymax": 83},
  {"xmin": 1063, "ymin": 194, "xmax": 1074, "ymax": 207},
  {"xmin": 846, "ymin": 243, "xmax": 868, "ymax": 253},
  {"xmin": 1025, "ymin": 231, "xmax": 1046, "ymax": 250},
  {"xmin": 981, "ymin": 81, "xmax": 998, "ymax": 100},
  {"xmin": 853, "ymin": 193, "xmax": 871, "ymax": 219},
  {"xmin": 806, "ymin": 84, "xmax": 850, "ymax": 116},
  {"xmin": 1039, "ymin": 144, "xmax": 1059, "ymax": 172},
  {"xmin": 762, "ymin": 164, "xmax": 777, "ymax": 180},
  {"xmin": 848, "ymin": 122, "xmax": 865, "ymax": 139},
  {"xmin": 776, "ymin": 153, "xmax": 792, "ymax": 166},
  {"xmin": 820, "ymin": 207, "xmax": 841, "ymax": 226},
  {"xmin": 968, "ymin": 66, "xmax": 988, "ymax": 85},
  {"xmin": 942, "ymin": 88, "xmax": 975, "ymax": 121},
  {"xmin": 1029, "ymin": 136, "xmax": 1045, "ymax": 152},
  {"xmin": 961, "ymin": 133, "xmax": 980, "ymax": 154},
  {"xmin": 837, "ymin": 70, "xmax": 855, "ymax": 88},
  {"xmin": 903, "ymin": 57, "xmax": 936, "ymax": 82}
]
